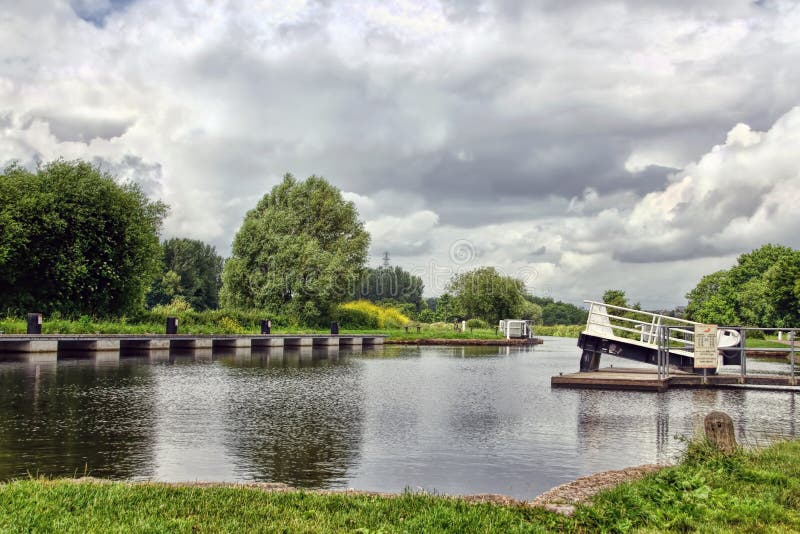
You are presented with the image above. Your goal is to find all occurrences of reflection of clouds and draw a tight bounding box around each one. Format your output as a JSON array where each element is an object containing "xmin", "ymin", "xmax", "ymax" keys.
[
  {"xmin": 0, "ymin": 359, "xmax": 157, "ymax": 480},
  {"xmin": 222, "ymin": 356, "xmax": 365, "ymax": 488}
]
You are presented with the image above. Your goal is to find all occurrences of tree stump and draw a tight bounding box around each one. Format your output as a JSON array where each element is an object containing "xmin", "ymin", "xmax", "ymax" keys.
[{"xmin": 704, "ymin": 411, "xmax": 737, "ymax": 454}]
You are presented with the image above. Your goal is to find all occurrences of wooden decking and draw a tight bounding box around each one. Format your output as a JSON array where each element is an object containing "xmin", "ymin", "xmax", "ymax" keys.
[{"xmin": 552, "ymin": 367, "xmax": 799, "ymax": 392}]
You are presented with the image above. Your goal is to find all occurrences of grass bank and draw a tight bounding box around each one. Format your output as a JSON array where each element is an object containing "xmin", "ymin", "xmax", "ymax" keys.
[
  {"xmin": 0, "ymin": 316, "xmax": 583, "ymax": 341},
  {"xmin": 2, "ymin": 439, "xmax": 799, "ymax": 532}
]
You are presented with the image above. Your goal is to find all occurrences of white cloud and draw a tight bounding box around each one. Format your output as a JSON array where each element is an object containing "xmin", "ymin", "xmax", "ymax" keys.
[{"xmin": 1, "ymin": 0, "xmax": 799, "ymax": 307}]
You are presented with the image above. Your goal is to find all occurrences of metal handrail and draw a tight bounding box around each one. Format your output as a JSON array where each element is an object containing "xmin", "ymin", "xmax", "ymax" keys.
[
  {"xmin": 584, "ymin": 300, "xmax": 698, "ymax": 326},
  {"xmin": 584, "ymin": 301, "xmax": 699, "ymax": 347}
]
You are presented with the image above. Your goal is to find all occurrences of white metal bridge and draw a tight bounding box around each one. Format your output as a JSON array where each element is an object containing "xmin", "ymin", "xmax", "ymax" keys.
[{"xmin": 578, "ymin": 301, "xmax": 743, "ymax": 377}]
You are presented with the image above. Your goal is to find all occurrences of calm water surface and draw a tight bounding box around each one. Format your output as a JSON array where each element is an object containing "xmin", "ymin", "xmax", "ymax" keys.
[{"xmin": 0, "ymin": 337, "xmax": 796, "ymax": 499}]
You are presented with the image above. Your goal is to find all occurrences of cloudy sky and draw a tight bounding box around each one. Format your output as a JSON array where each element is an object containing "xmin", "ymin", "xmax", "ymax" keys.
[{"xmin": 2, "ymin": 0, "xmax": 799, "ymax": 307}]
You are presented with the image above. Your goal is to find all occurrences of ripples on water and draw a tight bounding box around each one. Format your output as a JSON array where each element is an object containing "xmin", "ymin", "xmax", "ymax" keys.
[{"xmin": 0, "ymin": 337, "xmax": 796, "ymax": 499}]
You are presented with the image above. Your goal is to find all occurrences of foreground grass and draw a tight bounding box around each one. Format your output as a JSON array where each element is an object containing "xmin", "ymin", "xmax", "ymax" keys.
[
  {"xmin": 0, "ymin": 483, "xmax": 568, "ymax": 533},
  {"xmin": 2, "ymin": 440, "xmax": 799, "ymax": 533},
  {"xmin": 575, "ymin": 439, "xmax": 800, "ymax": 533}
]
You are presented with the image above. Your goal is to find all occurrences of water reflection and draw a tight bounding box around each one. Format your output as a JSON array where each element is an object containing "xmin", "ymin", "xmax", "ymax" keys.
[
  {"xmin": 0, "ymin": 338, "xmax": 796, "ymax": 499},
  {"xmin": 0, "ymin": 358, "xmax": 156, "ymax": 480},
  {"xmin": 220, "ymin": 348, "xmax": 365, "ymax": 488}
]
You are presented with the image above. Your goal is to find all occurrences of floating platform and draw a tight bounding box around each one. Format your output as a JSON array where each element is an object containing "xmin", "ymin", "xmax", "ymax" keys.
[
  {"xmin": 0, "ymin": 334, "xmax": 385, "ymax": 358},
  {"xmin": 551, "ymin": 367, "xmax": 799, "ymax": 392}
]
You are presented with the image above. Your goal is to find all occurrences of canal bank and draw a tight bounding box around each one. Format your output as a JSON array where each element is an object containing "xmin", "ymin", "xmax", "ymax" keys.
[{"xmin": 2, "ymin": 438, "xmax": 799, "ymax": 532}]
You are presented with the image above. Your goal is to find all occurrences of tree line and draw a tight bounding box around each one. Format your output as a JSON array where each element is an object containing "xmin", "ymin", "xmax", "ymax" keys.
[
  {"xmin": 0, "ymin": 159, "xmax": 586, "ymax": 326},
  {"xmin": 685, "ymin": 244, "xmax": 800, "ymax": 327}
]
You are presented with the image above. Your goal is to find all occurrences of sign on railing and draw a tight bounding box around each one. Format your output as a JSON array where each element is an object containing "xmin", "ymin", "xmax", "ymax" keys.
[{"xmin": 693, "ymin": 324, "xmax": 718, "ymax": 368}]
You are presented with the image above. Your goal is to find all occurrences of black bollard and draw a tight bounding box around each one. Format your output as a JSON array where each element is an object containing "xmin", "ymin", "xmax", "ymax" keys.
[
  {"xmin": 166, "ymin": 317, "xmax": 179, "ymax": 335},
  {"xmin": 261, "ymin": 320, "xmax": 271, "ymax": 335},
  {"xmin": 27, "ymin": 313, "xmax": 42, "ymax": 334},
  {"xmin": 330, "ymin": 321, "xmax": 339, "ymax": 335}
]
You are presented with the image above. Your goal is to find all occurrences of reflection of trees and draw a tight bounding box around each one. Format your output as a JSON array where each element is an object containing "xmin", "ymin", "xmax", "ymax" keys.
[
  {"xmin": 0, "ymin": 359, "xmax": 156, "ymax": 480},
  {"xmin": 223, "ymin": 353, "xmax": 365, "ymax": 488}
]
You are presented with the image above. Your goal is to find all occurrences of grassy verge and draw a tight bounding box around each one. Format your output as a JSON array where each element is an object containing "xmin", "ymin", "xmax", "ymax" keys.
[
  {"xmin": 0, "ymin": 317, "xmax": 584, "ymax": 341},
  {"xmin": 745, "ymin": 338, "xmax": 793, "ymax": 349},
  {"xmin": 2, "ymin": 440, "xmax": 798, "ymax": 533},
  {"xmin": 574, "ymin": 438, "xmax": 800, "ymax": 533}
]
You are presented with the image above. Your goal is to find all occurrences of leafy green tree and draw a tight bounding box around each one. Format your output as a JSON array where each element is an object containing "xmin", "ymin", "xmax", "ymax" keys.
[
  {"xmin": 352, "ymin": 265, "xmax": 424, "ymax": 310},
  {"xmin": 762, "ymin": 252, "xmax": 800, "ymax": 327},
  {"xmin": 429, "ymin": 293, "xmax": 457, "ymax": 322},
  {"xmin": 686, "ymin": 244, "xmax": 800, "ymax": 327},
  {"xmin": 146, "ymin": 238, "xmax": 223, "ymax": 310},
  {"xmin": 602, "ymin": 289, "xmax": 628, "ymax": 309},
  {"xmin": 0, "ymin": 160, "xmax": 167, "ymax": 316},
  {"xmin": 220, "ymin": 174, "xmax": 369, "ymax": 324},
  {"xmin": 527, "ymin": 295, "xmax": 588, "ymax": 325},
  {"xmin": 447, "ymin": 267, "xmax": 525, "ymax": 324},
  {"xmin": 685, "ymin": 270, "xmax": 735, "ymax": 323},
  {"xmin": 518, "ymin": 300, "xmax": 543, "ymax": 324}
]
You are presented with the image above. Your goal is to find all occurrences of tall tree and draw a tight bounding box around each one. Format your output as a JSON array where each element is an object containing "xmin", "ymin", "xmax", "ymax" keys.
[
  {"xmin": 352, "ymin": 265, "xmax": 424, "ymax": 310},
  {"xmin": 0, "ymin": 160, "xmax": 168, "ymax": 316},
  {"xmin": 147, "ymin": 238, "xmax": 223, "ymax": 310},
  {"xmin": 220, "ymin": 174, "xmax": 369, "ymax": 324},
  {"xmin": 447, "ymin": 267, "xmax": 525, "ymax": 324}
]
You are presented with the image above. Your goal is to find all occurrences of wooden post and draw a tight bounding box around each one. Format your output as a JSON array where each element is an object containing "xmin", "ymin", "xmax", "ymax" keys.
[
  {"xmin": 704, "ymin": 411, "xmax": 737, "ymax": 454},
  {"xmin": 27, "ymin": 313, "xmax": 42, "ymax": 334},
  {"xmin": 166, "ymin": 317, "xmax": 178, "ymax": 335}
]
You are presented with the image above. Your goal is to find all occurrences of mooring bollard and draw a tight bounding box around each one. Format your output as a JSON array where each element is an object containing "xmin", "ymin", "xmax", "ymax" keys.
[
  {"xmin": 330, "ymin": 321, "xmax": 339, "ymax": 335},
  {"xmin": 704, "ymin": 411, "xmax": 737, "ymax": 454},
  {"xmin": 27, "ymin": 313, "xmax": 42, "ymax": 334},
  {"xmin": 166, "ymin": 317, "xmax": 178, "ymax": 335},
  {"xmin": 261, "ymin": 320, "xmax": 271, "ymax": 335}
]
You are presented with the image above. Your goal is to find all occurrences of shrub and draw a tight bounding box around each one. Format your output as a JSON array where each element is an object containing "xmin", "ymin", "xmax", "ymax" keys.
[
  {"xmin": 747, "ymin": 329, "xmax": 765, "ymax": 340},
  {"xmin": 151, "ymin": 296, "xmax": 194, "ymax": 316},
  {"xmin": 466, "ymin": 318, "xmax": 489, "ymax": 329},
  {"xmin": 336, "ymin": 305, "xmax": 379, "ymax": 329},
  {"xmin": 337, "ymin": 300, "xmax": 411, "ymax": 329}
]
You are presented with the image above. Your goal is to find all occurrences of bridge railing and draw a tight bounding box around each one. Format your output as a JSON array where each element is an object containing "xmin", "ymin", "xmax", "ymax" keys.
[{"xmin": 584, "ymin": 300, "xmax": 699, "ymax": 349}]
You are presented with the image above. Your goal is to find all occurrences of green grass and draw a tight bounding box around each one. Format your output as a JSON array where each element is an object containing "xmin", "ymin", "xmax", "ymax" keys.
[
  {"xmin": 0, "ymin": 317, "xmax": 585, "ymax": 341},
  {"xmin": 0, "ymin": 482, "xmax": 568, "ymax": 533},
  {"xmin": 574, "ymin": 439, "xmax": 800, "ymax": 533},
  {"xmin": 745, "ymin": 338, "xmax": 793, "ymax": 349},
  {"xmin": 2, "ymin": 440, "xmax": 799, "ymax": 533}
]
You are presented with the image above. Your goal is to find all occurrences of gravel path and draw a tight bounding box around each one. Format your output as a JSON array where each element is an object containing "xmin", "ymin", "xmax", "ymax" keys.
[
  {"xmin": 528, "ymin": 464, "xmax": 666, "ymax": 515},
  {"xmin": 71, "ymin": 464, "xmax": 668, "ymax": 516}
]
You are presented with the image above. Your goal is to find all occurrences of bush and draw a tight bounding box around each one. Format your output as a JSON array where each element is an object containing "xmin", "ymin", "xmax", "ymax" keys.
[
  {"xmin": 747, "ymin": 329, "xmax": 765, "ymax": 340},
  {"xmin": 336, "ymin": 305, "xmax": 379, "ymax": 329},
  {"xmin": 466, "ymin": 318, "xmax": 489, "ymax": 329},
  {"xmin": 337, "ymin": 300, "xmax": 411, "ymax": 329},
  {"xmin": 136, "ymin": 307, "xmax": 289, "ymax": 330}
]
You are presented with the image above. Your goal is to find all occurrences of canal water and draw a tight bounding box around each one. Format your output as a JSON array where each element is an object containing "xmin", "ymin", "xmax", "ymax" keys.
[{"xmin": 0, "ymin": 337, "xmax": 796, "ymax": 499}]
